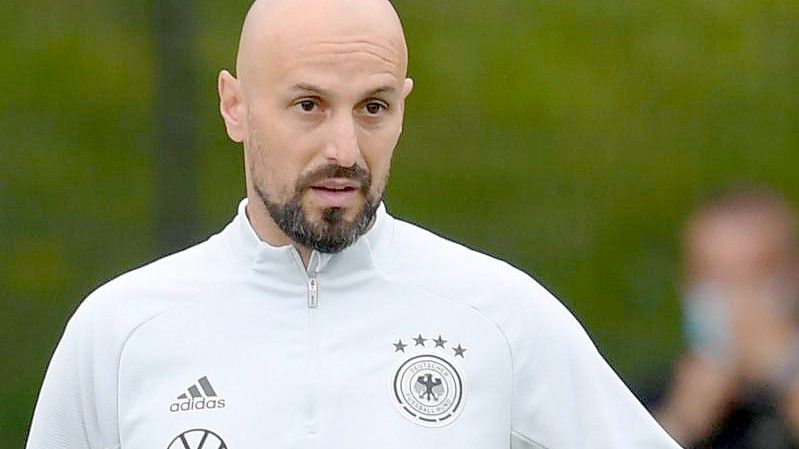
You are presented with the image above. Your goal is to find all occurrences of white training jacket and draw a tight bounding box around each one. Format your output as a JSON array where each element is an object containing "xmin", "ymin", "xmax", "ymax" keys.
[{"xmin": 27, "ymin": 199, "xmax": 682, "ymax": 449}]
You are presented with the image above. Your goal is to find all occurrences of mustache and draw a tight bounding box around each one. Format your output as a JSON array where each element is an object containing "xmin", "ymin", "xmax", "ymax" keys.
[{"xmin": 297, "ymin": 164, "xmax": 371, "ymax": 193}]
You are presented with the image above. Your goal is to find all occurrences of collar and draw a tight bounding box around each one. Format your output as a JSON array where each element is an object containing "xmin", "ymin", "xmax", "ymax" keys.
[{"xmin": 223, "ymin": 198, "xmax": 394, "ymax": 281}]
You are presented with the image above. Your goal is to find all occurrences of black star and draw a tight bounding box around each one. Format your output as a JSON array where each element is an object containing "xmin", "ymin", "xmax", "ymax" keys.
[
  {"xmin": 413, "ymin": 334, "xmax": 427, "ymax": 347},
  {"xmin": 433, "ymin": 335, "xmax": 447, "ymax": 348},
  {"xmin": 453, "ymin": 344, "xmax": 467, "ymax": 358},
  {"xmin": 393, "ymin": 339, "xmax": 407, "ymax": 353}
]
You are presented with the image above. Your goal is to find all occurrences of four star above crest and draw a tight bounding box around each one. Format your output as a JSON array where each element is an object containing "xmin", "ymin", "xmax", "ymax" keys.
[{"xmin": 393, "ymin": 334, "xmax": 467, "ymax": 358}]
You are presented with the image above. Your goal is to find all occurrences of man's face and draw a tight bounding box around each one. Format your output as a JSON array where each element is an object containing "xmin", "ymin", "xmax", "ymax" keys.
[
  {"xmin": 236, "ymin": 9, "xmax": 411, "ymax": 253},
  {"xmin": 686, "ymin": 213, "xmax": 788, "ymax": 287},
  {"xmin": 681, "ymin": 211, "xmax": 799, "ymax": 361}
]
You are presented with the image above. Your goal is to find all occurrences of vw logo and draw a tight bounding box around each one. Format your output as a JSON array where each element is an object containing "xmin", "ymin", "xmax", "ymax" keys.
[{"xmin": 167, "ymin": 429, "xmax": 227, "ymax": 449}]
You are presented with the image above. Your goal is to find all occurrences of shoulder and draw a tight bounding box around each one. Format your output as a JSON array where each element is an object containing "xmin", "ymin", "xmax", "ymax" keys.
[
  {"xmin": 383, "ymin": 217, "xmax": 579, "ymax": 333},
  {"xmin": 388, "ymin": 218, "xmax": 522, "ymax": 274},
  {"xmin": 69, "ymin": 230, "xmax": 239, "ymax": 343},
  {"xmin": 385, "ymin": 217, "xmax": 608, "ymax": 384}
]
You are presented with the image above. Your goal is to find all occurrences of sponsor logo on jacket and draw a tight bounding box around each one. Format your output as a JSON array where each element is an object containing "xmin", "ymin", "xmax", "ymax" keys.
[{"xmin": 169, "ymin": 376, "xmax": 227, "ymax": 412}]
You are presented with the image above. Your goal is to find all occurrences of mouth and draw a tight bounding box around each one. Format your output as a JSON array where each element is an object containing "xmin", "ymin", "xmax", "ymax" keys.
[
  {"xmin": 310, "ymin": 178, "xmax": 362, "ymax": 192},
  {"xmin": 307, "ymin": 178, "xmax": 363, "ymax": 207}
]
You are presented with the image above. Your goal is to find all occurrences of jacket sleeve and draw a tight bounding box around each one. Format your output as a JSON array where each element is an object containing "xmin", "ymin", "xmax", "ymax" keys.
[
  {"xmin": 509, "ymin": 288, "xmax": 683, "ymax": 449},
  {"xmin": 26, "ymin": 302, "xmax": 114, "ymax": 449}
]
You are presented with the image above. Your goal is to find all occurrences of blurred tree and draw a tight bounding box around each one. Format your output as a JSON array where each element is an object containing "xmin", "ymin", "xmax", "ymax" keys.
[{"xmin": 152, "ymin": 0, "xmax": 199, "ymax": 253}]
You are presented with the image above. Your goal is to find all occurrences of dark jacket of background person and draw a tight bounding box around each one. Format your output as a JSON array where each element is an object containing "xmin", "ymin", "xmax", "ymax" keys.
[{"xmin": 646, "ymin": 379, "xmax": 798, "ymax": 448}]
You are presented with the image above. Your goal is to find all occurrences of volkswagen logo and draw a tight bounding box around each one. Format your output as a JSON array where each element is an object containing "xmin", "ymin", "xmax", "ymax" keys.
[{"xmin": 167, "ymin": 429, "xmax": 227, "ymax": 449}]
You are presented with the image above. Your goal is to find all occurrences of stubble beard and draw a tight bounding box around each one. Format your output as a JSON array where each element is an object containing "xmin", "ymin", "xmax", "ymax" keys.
[{"xmin": 254, "ymin": 164, "xmax": 382, "ymax": 254}]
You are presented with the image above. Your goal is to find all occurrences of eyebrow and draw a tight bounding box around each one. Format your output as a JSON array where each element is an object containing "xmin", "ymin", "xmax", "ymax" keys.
[
  {"xmin": 365, "ymin": 85, "xmax": 398, "ymax": 97},
  {"xmin": 290, "ymin": 82, "xmax": 330, "ymax": 96},
  {"xmin": 289, "ymin": 82, "xmax": 398, "ymax": 98}
]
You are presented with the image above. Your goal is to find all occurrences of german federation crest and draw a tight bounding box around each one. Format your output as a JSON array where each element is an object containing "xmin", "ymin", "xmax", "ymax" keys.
[{"xmin": 391, "ymin": 334, "xmax": 467, "ymax": 427}]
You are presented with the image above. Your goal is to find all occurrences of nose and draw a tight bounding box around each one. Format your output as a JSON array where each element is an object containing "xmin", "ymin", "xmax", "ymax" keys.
[{"xmin": 323, "ymin": 111, "xmax": 360, "ymax": 167}]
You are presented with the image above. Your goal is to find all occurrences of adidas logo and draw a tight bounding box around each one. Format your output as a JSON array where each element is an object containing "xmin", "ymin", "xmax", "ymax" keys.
[{"xmin": 169, "ymin": 376, "xmax": 227, "ymax": 413}]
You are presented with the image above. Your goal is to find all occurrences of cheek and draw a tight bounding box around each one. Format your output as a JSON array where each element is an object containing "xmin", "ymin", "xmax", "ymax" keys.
[
  {"xmin": 359, "ymin": 122, "xmax": 401, "ymax": 174},
  {"xmin": 248, "ymin": 113, "xmax": 318, "ymax": 193}
]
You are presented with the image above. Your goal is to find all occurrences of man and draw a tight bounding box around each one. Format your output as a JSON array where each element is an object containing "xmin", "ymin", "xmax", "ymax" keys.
[
  {"xmin": 657, "ymin": 188, "xmax": 799, "ymax": 448},
  {"xmin": 26, "ymin": 1, "xmax": 681, "ymax": 447}
]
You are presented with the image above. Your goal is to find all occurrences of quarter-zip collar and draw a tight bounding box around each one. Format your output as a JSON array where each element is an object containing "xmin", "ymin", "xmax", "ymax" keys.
[{"xmin": 224, "ymin": 198, "xmax": 393, "ymax": 283}]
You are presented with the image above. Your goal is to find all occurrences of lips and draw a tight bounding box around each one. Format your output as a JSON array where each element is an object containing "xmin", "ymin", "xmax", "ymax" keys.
[
  {"xmin": 310, "ymin": 177, "xmax": 361, "ymax": 192},
  {"xmin": 307, "ymin": 177, "xmax": 363, "ymax": 207}
]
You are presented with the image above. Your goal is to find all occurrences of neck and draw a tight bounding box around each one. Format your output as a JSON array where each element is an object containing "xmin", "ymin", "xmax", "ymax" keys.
[{"xmin": 245, "ymin": 193, "xmax": 313, "ymax": 267}]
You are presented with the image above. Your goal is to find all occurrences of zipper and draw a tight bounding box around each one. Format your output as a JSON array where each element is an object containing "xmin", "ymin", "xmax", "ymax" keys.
[
  {"xmin": 287, "ymin": 248, "xmax": 323, "ymax": 434},
  {"xmin": 307, "ymin": 277, "xmax": 318, "ymax": 308},
  {"xmin": 305, "ymin": 252, "xmax": 320, "ymax": 434}
]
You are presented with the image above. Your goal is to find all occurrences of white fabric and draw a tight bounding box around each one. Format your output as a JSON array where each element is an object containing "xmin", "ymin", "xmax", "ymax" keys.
[{"xmin": 27, "ymin": 199, "xmax": 682, "ymax": 449}]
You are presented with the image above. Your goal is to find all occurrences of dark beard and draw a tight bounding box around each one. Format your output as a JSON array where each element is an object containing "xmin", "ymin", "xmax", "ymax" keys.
[{"xmin": 255, "ymin": 165, "xmax": 380, "ymax": 254}]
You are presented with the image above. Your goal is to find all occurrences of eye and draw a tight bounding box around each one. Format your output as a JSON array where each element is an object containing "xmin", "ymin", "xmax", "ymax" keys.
[
  {"xmin": 363, "ymin": 101, "xmax": 387, "ymax": 116},
  {"xmin": 294, "ymin": 99, "xmax": 320, "ymax": 113}
]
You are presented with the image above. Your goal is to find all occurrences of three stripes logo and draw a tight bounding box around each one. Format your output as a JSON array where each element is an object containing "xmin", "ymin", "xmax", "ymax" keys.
[{"xmin": 169, "ymin": 376, "xmax": 226, "ymax": 413}]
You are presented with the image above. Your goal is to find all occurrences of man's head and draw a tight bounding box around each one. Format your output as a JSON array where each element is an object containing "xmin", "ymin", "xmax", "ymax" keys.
[
  {"xmin": 681, "ymin": 187, "xmax": 799, "ymax": 362},
  {"xmin": 218, "ymin": 0, "xmax": 413, "ymax": 253},
  {"xmin": 685, "ymin": 187, "xmax": 799, "ymax": 288}
]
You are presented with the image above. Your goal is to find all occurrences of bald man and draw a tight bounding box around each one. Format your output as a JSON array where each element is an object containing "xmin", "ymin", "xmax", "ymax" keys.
[{"xmin": 26, "ymin": 1, "xmax": 681, "ymax": 448}]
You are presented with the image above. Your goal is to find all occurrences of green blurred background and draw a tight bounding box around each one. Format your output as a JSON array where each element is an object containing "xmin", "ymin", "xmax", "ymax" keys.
[{"xmin": 2, "ymin": 0, "xmax": 797, "ymax": 446}]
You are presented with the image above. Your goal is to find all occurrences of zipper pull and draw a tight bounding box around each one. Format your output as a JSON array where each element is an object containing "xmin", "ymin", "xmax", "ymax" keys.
[{"xmin": 308, "ymin": 277, "xmax": 319, "ymax": 309}]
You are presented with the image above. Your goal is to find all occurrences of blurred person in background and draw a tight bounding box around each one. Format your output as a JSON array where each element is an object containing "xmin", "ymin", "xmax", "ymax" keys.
[{"xmin": 657, "ymin": 186, "xmax": 799, "ymax": 448}]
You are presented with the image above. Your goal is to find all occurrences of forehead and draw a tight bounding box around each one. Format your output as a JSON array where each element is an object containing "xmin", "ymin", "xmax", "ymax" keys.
[
  {"xmin": 240, "ymin": 0, "xmax": 408, "ymax": 94},
  {"xmin": 687, "ymin": 214, "xmax": 786, "ymax": 279},
  {"xmin": 270, "ymin": 36, "xmax": 404, "ymax": 88}
]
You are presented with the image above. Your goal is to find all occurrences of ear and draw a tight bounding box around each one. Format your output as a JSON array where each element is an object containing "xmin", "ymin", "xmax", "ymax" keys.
[
  {"xmin": 218, "ymin": 69, "xmax": 247, "ymax": 143},
  {"xmin": 402, "ymin": 77, "xmax": 414, "ymax": 100}
]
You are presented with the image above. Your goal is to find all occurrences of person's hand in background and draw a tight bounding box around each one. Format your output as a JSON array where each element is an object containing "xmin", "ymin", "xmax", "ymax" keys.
[{"xmin": 657, "ymin": 354, "xmax": 737, "ymax": 445}]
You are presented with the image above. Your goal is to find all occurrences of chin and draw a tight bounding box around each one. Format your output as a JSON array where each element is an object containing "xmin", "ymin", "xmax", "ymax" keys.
[{"xmin": 304, "ymin": 202, "xmax": 359, "ymax": 223}]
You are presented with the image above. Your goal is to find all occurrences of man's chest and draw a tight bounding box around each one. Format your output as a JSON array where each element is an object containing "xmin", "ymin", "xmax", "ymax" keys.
[{"xmin": 115, "ymin": 286, "xmax": 514, "ymax": 448}]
